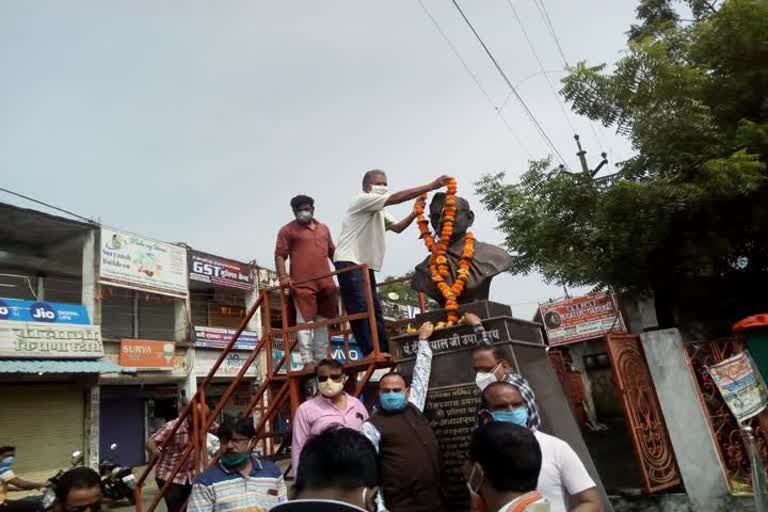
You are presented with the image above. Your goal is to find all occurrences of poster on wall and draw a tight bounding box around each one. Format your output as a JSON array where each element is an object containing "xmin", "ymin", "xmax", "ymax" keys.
[
  {"xmin": 0, "ymin": 320, "xmax": 103, "ymax": 358},
  {"xmin": 0, "ymin": 299, "xmax": 90, "ymax": 324},
  {"xmin": 119, "ymin": 339, "xmax": 176, "ymax": 370},
  {"xmin": 188, "ymin": 251, "xmax": 254, "ymax": 290},
  {"xmin": 539, "ymin": 293, "xmax": 626, "ymax": 346},
  {"xmin": 99, "ymin": 227, "xmax": 188, "ymax": 299},
  {"xmin": 194, "ymin": 326, "xmax": 258, "ymax": 350},
  {"xmin": 708, "ymin": 352, "xmax": 768, "ymax": 423}
]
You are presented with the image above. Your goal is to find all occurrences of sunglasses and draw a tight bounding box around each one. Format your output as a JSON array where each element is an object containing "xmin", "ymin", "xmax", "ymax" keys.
[{"xmin": 317, "ymin": 374, "xmax": 344, "ymax": 383}]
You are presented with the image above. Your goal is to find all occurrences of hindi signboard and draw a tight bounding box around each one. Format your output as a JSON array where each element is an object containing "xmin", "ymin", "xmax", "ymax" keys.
[
  {"xmin": 193, "ymin": 326, "xmax": 259, "ymax": 350},
  {"xmin": 99, "ymin": 227, "xmax": 188, "ymax": 299},
  {"xmin": 539, "ymin": 294, "xmax": 626, "ymax": 346},
  {"xmin": 0, "ymin": 320, "xmax": 104, "ymax": 358},
  {"xmin": 0, "ymin": 299, "xmax": 90, "ymax": 325},
  {"xmin": 194, "ymin": 349, "xmax": 259, "ymax": 378},
  {"xmin": 708, "ymin": 352, "xmax": 768, "ymax": 423},
  {"xmin": 119, "ymin": 339, "xmax": 176, "ymax": 370},
  {"xmin": 189, "ymin": 251, "xmax": 254, "ymax": 290}
]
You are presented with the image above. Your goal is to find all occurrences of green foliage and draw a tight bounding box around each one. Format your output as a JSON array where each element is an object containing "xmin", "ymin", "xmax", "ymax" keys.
[
  {"xmin": 476, "ymin": 0, "xmax": 768, "ymax": 330},
  {"xmin": 378, "ymin": 273, "xmax": 426, "ymax": 308}
]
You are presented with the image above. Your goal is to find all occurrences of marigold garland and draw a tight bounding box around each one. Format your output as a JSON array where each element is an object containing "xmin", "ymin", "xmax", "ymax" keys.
[{"xmin": 415, "ymin": 177, "xmax": 475, "ymax": 325}]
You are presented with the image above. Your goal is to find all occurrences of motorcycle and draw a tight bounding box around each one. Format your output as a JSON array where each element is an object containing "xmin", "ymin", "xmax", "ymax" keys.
[
  {"xmin": 41, "ymin": 450, "xmax": 84, "ymax": 510},
  {"xmin": 99, "ymin": 443, "xmax": 136, "ymax": 505}
]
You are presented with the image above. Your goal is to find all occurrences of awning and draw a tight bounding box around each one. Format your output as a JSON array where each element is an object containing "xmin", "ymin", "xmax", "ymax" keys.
[{"xmin": 0, "ymin": 359, "xmax": 135, "ymax": 375}]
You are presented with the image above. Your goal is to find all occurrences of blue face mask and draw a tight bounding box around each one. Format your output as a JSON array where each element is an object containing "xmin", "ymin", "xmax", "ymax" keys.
[
  {"xmin": 491, "ymin": 408, "xmax": 529, "ymax": 427},
  {"xmin": 380, "ymin": 391, "xmax": 407, "ymax": 411},
  {"xmin": 1, "ymin": 456, "xmax": 14, "ymax": 466}
]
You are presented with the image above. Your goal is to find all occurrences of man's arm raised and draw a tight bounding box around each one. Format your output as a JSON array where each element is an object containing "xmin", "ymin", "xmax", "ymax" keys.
[{"xmin": 384, "ymin": 175, "xmax": 451, "ymax": 207}]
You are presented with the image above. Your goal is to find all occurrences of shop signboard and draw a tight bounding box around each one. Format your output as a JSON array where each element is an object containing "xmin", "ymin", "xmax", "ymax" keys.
[
  {"xmin": 99, "ymin": 227, "xmax": 188, "ymax": 299},
  {"xmin": 194, "ymin": 326, "xmax": 259, "ymax": 350},
  {"xmin": 257, "ymin": 268, "xmax": 279, "ymax": 289},
  {"xmin": 119, "ymin": 339, "xmax": 176, "ymax": 370},
  {"xmin": 271, "ymin": 337, "xmax": 362, "ymax": 374},
  {"xmin": 194, "ymin": 349, "xmax": 259, "ymax": 378},
  {"xmin": 0, "ymin": 298, "xmax": 90, "ymax": 324},
  {"xmin": 539, "ymin": 293, "xmax": 626, "ymax": 347},
  {"xmin": 0, "ymin": 320, "xmax": 103, "ymax": 358},
  {"xmin": 188, "ymin": 251, "xmax": 254, "ymax": 290},
  {"xmin": 708, "ymin": 352, "xmax": 768, "ymax": 423}
]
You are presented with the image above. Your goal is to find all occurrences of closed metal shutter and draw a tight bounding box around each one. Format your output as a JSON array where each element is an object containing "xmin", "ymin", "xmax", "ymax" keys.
[
  {"xmin": 0, "ymin": 384, "xmax": 85, "ymax": 483},
  {"xmin": 138, "ymin": 296, "xmax": 175, "ymax": 341},
  {"xmin": 101, "ymin": 287, "xmax": 134, "ymax": 339},
  {"xmin": 44, "ymin": 276, "xmax": 82, "ymax": 304}
]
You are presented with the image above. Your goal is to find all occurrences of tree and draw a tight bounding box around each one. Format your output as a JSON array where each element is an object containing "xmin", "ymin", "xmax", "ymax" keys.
[
  {"xmin": 476, "ymin": 0, "xmax": 768, "ymax": 336},
  {"xmin": 378, "ymin": 273, "xmax": 437, "ymax": 310}
]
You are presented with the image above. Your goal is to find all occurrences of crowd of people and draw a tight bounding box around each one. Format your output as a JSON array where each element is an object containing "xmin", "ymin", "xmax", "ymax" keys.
[{"xmin": 1, "ymin": 170, "xmax": 603, "ymax": 512}]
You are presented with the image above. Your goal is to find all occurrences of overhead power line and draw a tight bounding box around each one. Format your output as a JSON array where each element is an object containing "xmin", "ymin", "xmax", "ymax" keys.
[
  {"xmin": 415, "ymin": 0, "xmax": 532, "ymax": 159},
  {"xmin": 0, "ymin": 186, "xmax": 96, "ymax": 224},
  {"xmin": 504, "ymin": 0, "xmax": 577, "ymax": 135},
  {"xmin": 449, "ymin": 0, "xmax": 568, "ymax": 166}
]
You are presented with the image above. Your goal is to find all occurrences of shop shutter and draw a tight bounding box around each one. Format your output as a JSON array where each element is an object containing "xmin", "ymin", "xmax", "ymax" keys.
[
  {"xmin": 0, "ymin": 384, "xmax": 85, "ymax": 483},
  {"xmin": 101, "ymin": 289, "xmax": 134, "ymax": 339},
  {"xmin": 138, "ymin": 296, "xmax": 175, "ymax": 341}
]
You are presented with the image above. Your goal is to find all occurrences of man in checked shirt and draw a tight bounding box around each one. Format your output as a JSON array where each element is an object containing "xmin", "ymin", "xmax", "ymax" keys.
[
  {"xmin": 465, "ymin": 313, "xmax": 542, "ymax": 430},
  {"xmin": 146, "ymin": 403, "xmax": 219, "ymax": 512}
]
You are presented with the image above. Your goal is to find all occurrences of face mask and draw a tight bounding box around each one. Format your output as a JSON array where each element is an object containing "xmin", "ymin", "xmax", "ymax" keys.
[
  {"xmin": 466, "ymin": 463, "xmax": 487, "ymax": 512},
  {"xmin": 380, "ymin": 391, "xmax": 407, "ymax": 411},
  {"xmin": 0, "ymin": 456, "xmax": 14, "ymax": 466},
  {"xmin": 318, "ymin": 379, "xmax": 344, "ymax": 398},
  {"xmin": 474, "ymin": 363, "xmax": 502, "ymax": 391},
  {"xmin": 491, "ymin": 408, "xmax": 529, "ymax": 427},
  {"xmin": 295, "ymin": 210, "xmax": 313, "ymax": 224},
  {"xmin": 221, "ymin": 451, "xmax": 250, "ymax": 468},
  {"xmin": 370, "ymin": 185, "xmax": 388, "ymax": 195}
]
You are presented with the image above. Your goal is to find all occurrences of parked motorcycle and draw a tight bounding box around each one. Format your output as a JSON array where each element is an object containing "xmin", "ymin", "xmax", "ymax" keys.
[
  {"xmin": 41, "ymin": 450, "xmax": 84, "ymax": 510},
  {"xmin": 99, "ymin": 443, "xmax": 136, "ymax": 505}
]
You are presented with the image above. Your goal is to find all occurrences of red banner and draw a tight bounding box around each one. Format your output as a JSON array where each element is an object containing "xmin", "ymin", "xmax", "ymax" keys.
[{"xmin": 539, "ymin": 294, "xmax": 626, "ymax": 346}]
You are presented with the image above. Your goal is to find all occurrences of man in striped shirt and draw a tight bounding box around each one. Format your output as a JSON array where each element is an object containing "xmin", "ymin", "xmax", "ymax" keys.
[
  {"xmin": 466, "ymin": 313, "xmax": 542, "ymax": 430},
  {"xmin": 188, "ymin": 417, "xmax": 286, "ymax": 512}
]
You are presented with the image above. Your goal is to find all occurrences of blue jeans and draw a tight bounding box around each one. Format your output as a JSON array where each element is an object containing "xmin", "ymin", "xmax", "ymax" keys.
[{"xmin": 334, "ymin": 261, "xmax": 389, "ymax": 355}]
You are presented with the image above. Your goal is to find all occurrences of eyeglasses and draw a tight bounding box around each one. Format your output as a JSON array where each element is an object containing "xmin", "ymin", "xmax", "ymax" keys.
[{"xmin": 317, "ymin": 374, "xmax": 344, "ymax": 383}]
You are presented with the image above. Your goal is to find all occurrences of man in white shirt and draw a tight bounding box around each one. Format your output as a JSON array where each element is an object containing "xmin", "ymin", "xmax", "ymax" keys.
[
  {"xmin": 481, "ymin": 382, "xmax": 602, "ymax": 512},
  {"xmin": 334, "ymin": 170, "xmax": 450, "ymax": 356}
]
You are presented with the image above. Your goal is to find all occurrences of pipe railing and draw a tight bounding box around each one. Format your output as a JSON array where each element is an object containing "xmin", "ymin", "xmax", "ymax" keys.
[{"xmin": 135, "ymin": 264, "xmax": 400, "ymax": 512}]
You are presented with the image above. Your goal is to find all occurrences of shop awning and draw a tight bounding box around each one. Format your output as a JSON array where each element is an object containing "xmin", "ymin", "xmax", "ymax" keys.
[{"xmin": 0, "ymin": 359, "xmax": 135, "ymax": 375}]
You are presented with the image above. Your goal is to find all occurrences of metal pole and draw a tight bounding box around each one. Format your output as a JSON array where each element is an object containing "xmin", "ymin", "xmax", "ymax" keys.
[{"xmin": 743, "ymin": 425, "xmax": 768, "ymax": 512}]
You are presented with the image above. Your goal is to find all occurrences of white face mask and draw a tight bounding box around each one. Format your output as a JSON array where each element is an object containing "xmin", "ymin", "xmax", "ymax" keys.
[
  {"xmin": 370, "ymin": 185, "xmax": 388, "ymax": 195},
  {"xmin": 475, "ymin": 363, "xmax": 503, "ymax": 391}
]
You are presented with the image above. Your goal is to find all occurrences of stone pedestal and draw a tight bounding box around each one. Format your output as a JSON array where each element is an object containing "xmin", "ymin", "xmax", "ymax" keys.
[{"xmin": 391, "ymin": 301, "xmax": 612, "ymax": 512}]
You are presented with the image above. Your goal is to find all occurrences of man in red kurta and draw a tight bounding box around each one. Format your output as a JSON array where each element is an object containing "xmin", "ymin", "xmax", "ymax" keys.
[{"xmin": 275, "ymin": 195, "xmax": 338, "ymax": 371}]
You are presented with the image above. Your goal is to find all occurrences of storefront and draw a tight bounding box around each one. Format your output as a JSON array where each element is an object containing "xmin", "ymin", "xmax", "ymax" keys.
[
  {"xmin": 194, "ymin": 348, "xmax": 260, "ymax": 421},
  {"xmin": 100, "ymin": 339, "xmax": 190, "ymax": 466},
  {"xmin": 0, "ymin": 299, "xmax": 127, "ymax": 482}
]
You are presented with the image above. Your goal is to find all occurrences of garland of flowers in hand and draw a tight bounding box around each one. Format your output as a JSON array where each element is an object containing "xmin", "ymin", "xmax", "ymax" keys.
[{"xmin": 415, "ymin": 178, "xmax": 475, "ymax": 325}]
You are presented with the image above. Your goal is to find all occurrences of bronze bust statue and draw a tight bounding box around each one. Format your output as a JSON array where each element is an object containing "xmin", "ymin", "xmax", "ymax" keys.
[{"xmin": 411, "ymin": 193, "xmax": 513, "ymax": 305}]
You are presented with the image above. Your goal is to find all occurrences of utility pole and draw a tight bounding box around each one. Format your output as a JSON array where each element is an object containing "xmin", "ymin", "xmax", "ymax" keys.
[{"xmin": 574, "ymin": 134, "xmax": 608, "ymax": 178}]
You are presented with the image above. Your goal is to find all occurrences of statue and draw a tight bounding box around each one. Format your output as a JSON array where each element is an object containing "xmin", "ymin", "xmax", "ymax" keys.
[{"xmin": 411, "ymin": 193, "xmax": 513, "ymax": 304}]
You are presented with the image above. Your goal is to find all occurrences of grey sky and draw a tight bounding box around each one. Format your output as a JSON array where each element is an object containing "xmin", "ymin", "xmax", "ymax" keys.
[{"xmin": 0, "ymin": 0, "xmax": 636, "ymax": 318}]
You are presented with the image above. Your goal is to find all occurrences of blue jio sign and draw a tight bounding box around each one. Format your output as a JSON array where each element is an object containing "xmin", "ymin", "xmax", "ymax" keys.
[{"xmin": 0, "ymin": 298, "xmax": 91, "ymax": 324}]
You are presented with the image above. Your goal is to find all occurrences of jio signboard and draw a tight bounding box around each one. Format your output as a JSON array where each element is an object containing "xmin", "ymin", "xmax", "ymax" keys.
[{"xmin": 0, "ymin": 299, "xmax": 90, "ymax": 324}]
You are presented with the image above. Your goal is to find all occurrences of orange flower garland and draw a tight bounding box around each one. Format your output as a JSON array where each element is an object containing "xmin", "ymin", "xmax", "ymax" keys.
[{"xmin": 415, "ymin": 178, "xmax": 475, "ymax": 324}]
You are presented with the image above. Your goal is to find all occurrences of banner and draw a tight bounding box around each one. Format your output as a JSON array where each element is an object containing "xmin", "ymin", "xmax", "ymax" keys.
[
  {"xmin": 99, "ymin": 227, "xmax": 188, "ymax": 299},
  {"xmin": 0, "ymin": 320, "xmax": 103, "ymax": 358},
  {"xmin": 119, "ymin": 339, "xmax": 176, "ymax": 370},
  {"xmin": 539, "ymin": 294, "xmax": 626, "ymax": 346},
  {"xmin": 189, "ymin": 251, "xmax": 254, "ymax": 290},
  {"xmin": 193, "ymin": 326, "xmax": 259, "ymax": 350},
  {"xmin": 272, "ymin": 337, "xmax": 362, "ymax": 374},
  {"xmin": 257, "ymin": 268, "xmax": 279, "ymax": 288},
  {"xmin": 0, "ymin": 299, "xmax": 90, "ymax": 324},
  {"xmin": 194, "ymin": 349, "xmax": 259, "ymax": 378},
  {"xmin": 708, "ymin": 352, "xmax": 768, "ymax": 423}
]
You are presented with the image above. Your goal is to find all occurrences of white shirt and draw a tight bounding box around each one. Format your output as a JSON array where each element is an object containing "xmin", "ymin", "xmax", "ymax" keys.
[
  {"xmin": 534, "ymin": 431, "xmax": 595, "ymax": 512},
  {"xmin": 334, "ymin": 192, "xmax": 397, "ymax": 272}
]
